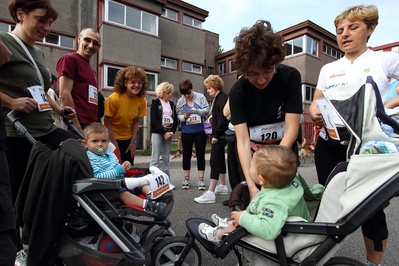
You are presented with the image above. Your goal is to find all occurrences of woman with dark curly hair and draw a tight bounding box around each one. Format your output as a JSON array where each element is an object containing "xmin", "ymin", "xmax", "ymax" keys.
[
  {"xmin": 104, "ymin": 66, "xmax": 148, "ymax": 164},
  {"xmin": 229, "ymin": 20, "xmax": 302, "ymax": 207}
]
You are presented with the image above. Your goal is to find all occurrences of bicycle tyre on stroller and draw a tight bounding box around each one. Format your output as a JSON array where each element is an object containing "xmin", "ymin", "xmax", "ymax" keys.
[
  {"xmin": 324, "ymin": 256, "xmax": 364, "ymax": 266},
  {"xmin": 152, "ymin": 236, "xmax": 201, "ymax": 266}
]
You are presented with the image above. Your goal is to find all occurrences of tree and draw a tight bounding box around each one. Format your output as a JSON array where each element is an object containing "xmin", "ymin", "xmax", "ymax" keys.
[{"xmin": 218, "ymin": 44, "xmax": 224, "ymax": 54}]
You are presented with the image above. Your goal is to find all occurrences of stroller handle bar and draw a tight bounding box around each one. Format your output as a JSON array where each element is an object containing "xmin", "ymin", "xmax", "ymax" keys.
[{"xmin": 7, "ymin": 110, "xmax": 36, "ymax": 145}]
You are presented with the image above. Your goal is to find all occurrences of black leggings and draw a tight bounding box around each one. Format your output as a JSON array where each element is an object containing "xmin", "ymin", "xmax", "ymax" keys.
[
  {"xmin": 209, "ymin": 138, "xmax": 227, "ymax": 180},
  {"xmin": 181, "ymin": 131, "xmax": 207, "ymax": 171},
  {"xmin": 117, "ymin": 139, "xmax": 134, "ymax": 165},
  {"xmin": 315, "ymin": 136, "xmax": 388, "ymax": 248},
  {"xmin": 227, "ymin": 141, "xmax": 244, "ymax": 190},
  {"xmin": 0, "ymin": 150, "xmax": 17, "ymax": 265}
]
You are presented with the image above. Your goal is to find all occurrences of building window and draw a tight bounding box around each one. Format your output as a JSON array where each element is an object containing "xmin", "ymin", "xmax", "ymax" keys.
[
  {"xmin": 207, "ymin": 67, "xmax": 214, "ymax": 75},
  {"xmin": 229, "ymin": 60, "xmax": 236, "ymax": 73},
  {"xmin": 105, "ymin": 0, "xmax": 158, "ymax": 35},
  {"xmin": 183, "ymin": 15, "xmax": 202, "ymax": 29},
  {"xmin": 286, "ymin": 36, "xmax": 319, "ymax": 57},
  {"xmin": 162, "ymin": 8, "xmax": 178, "ymax": 21},
  {"xmin": 161, "ymin": 57, "xmax": 177, "ymax": 69},
  {"xmin": 392, "ymin": 46, "xmax": 399, "ymax": 53},
  {"xmin": 323, "ymin": 44, "xmax": 344, "ymax": 59},
  {"xmin": 104, "ymin": 65, "xmax": 122, "ymax": 88},
  {"xmin": 104, "ymin": 65, "xmax": 157, "ymax": 91},
  {"xmin": 182, "ymin": 62, "xmax": 202, "ymax": 73},
  {"xmin": 306, "ymin": 36, "xmax": 318, "ymax": 56},
  {"xmin": 305, "ymin": 85, "xmax": 316, "ymax": 102},
  {"xmin": 146, "ymin": 72, "xmax": 157, "ymax": 91},
  {"xmin": 0, "ymin": 22, "xmax": 12, "ymax": 32},
  {"xmin": 42, "ymin": 33, "xmax": 74, "ymax": 49},
  {"xmin": 218, "ymin": 62, "xmax": 226, "ymax": 75},
  {"xmin": 285, "ymin": 36, "xmax": 304, "ymax": 56}
]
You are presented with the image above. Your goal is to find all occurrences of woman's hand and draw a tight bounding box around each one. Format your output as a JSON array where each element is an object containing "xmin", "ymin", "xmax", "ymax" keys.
[
  {"xmin": 211, "ymin": 137, "xmax": 218, "ymax": 144},
  {"xmin": 11, "ymin": 97, "xmax": 37, "ymax": 113},
  {"xmin": 126, "ymin": 142, "xmax": 136, "ymax": 158},
  {"xmin": 164, "ymin": 132, "xmax": 173, "ymax": 140},
  {"xmin": 311, "ymin": 113, "xmax": 325, "ymax": 128}
]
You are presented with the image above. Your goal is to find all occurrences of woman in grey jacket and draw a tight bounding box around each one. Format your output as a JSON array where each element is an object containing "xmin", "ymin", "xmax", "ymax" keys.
[{"xmin": 176, "ymin": 79, "xmax": 209, "ymax": 190}]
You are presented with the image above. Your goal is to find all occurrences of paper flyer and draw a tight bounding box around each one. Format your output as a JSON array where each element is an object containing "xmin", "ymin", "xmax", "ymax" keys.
[{"xmin": 315, "ymin": 97, "xmax": 340, "ymax": 140}]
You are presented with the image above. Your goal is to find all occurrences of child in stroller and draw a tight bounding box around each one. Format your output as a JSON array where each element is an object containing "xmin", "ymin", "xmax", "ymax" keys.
[
  {"xmin": 151, "ymin": 76, "xmax": 399, "ymax": 266},
  {"xmin": 198, "ymin": 145, "xmax": 309, "ymax": 245},
  {"xmin": 8, "ymin": 111, "xmax": 175, "ymax": 266},
  {"xmin": 82, "ymin": 122, "xmax": 167, "ymax": 215}
]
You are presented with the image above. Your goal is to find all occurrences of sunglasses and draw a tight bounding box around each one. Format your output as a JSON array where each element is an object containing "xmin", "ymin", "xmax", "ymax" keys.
[{"xmin": 82, "ymin": 37, "xmax": 101, "ymax": 47}]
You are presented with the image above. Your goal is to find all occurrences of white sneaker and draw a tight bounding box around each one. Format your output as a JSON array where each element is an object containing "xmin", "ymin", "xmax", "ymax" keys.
[
  {"xmin": 194, "ymin": 191, "xmax": 216, "ymax": 203},
  {"xmin": 214, "ymin": 184, "xmax": 228, "ymax": 195},
  {"xmin": 15, "ymin": 249, "xmax": 28, "ymax": 266},
  {"xmin": 198, "ymin": 223, "xmax": 220, "ymax": 245},
  {"xmin": 211, "ymin": 213, "xmax": 230, "ymax": 228}
]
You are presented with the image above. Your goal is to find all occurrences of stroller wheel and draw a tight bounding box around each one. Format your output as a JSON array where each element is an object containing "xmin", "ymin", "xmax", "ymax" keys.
[
  {"xmin": 152, "ymin": 236, "xmax": 201, "ymax": 266},
  {"xmin": 150, "ymin": 230, "xmax": 176, "ymax": 258},
  {"xmin": 324, "ymin": 256, "xmax": 364, "ymax": 266}
]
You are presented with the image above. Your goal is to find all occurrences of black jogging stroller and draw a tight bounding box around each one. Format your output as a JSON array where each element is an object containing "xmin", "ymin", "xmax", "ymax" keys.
[
  {"xmin": 8, "ymin": 111, "xmax": 175, "ymax": 266},
  {"xmin": 151, "ymin": 76, "xmax": 399, "ymax": 266}
]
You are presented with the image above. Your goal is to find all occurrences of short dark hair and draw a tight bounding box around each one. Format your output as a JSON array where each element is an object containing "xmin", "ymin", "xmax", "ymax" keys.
[
  {"xmin": 51, "ymin": 74, "xmax": 57, "ymax": 83},
  {"xmin": 179, "ymin": 79, "xmax": 193, "ymax": 95}
]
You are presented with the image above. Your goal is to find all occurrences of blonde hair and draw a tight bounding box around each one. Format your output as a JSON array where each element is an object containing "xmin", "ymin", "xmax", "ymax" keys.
[
  {"xmin": 203, "ymin": 75, "xmax": 224, "ymax": 91},
  {"xmin": 334, "ymin": 4, "xmax": 378, "ymax": 29},
  {"xmin": 155, "ymin": 82, "xmax": 174, "ymax": 98},
  {"xmin": 83, "ymin": 122, "xmax": 109, "ymax": 140},
  {"xmin": 254, "ymin": 145, "xmax": 297, "ymax": 188}
]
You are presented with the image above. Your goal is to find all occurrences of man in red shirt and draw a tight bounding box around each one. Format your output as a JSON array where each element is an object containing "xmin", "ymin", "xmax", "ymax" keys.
[{"xmin": 57, "ymin": 28, "xmax": 101, "ymax": 134}]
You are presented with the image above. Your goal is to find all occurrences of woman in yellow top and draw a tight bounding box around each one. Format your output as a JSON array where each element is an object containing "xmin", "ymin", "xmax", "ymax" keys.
[{"xmin": 104, "ymin": 66, "xmax": 147, "ymax": 165}]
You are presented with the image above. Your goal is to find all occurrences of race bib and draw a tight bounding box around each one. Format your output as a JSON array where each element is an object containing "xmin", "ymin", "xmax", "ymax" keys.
[
  {"xmin": 162, "ymin": 114, "xmax": 173, "ymax": 128},
  {"xmin": 27, "ymin": 85, "xmax": 52, "ymax": 112},
  {"xmin": 88, "ymin": 85, "xmax": 98, "ymax": 105},
  {"xmin": 249, "ymin": 121, "xmax": 285, "ymax": 143},
  {"xmin": 147, "ymin": 172, "xmax": 170, "ymax": 199},
  {"xmin": 186, "ymin": 114, "xmax": 201, "ymax": 125}
]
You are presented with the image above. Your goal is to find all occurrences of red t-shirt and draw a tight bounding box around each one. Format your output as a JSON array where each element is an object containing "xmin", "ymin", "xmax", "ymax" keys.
[{"xmin": 56, "ymin": 52, "xmax": 98, "ymax": 124}]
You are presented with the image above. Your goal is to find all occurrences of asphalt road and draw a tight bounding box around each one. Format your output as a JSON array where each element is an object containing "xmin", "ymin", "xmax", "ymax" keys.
[{"xmin": 123, "ymin": 155, "xmax": 399, "ymax": 266}]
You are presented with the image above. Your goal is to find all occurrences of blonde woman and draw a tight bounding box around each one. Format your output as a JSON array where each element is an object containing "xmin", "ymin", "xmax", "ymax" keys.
[
  {"xmin": 194, "ymin": 75, "xmax": 229, "ymax": 203},
  {"xmin": 149, "ymin": 82, "xmax": 177, "ymax": 181}
]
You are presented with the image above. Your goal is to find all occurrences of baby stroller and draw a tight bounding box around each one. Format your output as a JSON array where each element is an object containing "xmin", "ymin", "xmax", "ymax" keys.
[
  {"xmin": 151, "ymin": 76, "xmax": 399, "ymax": 266},
  {"xmin": 8, "ymin": 111, "xmax": 175, "ymax": 266}
]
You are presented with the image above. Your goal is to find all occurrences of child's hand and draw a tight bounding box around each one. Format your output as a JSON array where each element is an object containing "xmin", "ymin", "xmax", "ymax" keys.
[
  {"xmin": 122, "ymin": 161, "xmax": 131, "ymax": 171},
  {"xmin": 231, "ymin": 210, "xmax": 247, "ymax": 227}
]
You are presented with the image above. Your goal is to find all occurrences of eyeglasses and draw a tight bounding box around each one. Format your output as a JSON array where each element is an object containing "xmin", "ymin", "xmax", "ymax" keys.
[
  {"xmin": 182, "ymin": 90, "xmax": 192, "ymax": 96},
  {"xmin": 82, "ymin": 37, "xmax": 101, "ymax": 47},
  {"xmin": 247, "ymin": 67, "xmax": 276, "ymax": 81},
  {"xmin": 127, "ymin": 81, "xmax": 144, "ymax": 86}
]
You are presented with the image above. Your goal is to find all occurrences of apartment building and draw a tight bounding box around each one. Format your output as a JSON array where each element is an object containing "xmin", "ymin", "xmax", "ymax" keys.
[
  {"xmin": 0, "ymin": 0, "xmax": 218, "ymax": 149},
  {"xmin": 1, "ymin": 0, "xmax": 397, "ymax": 147}
]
